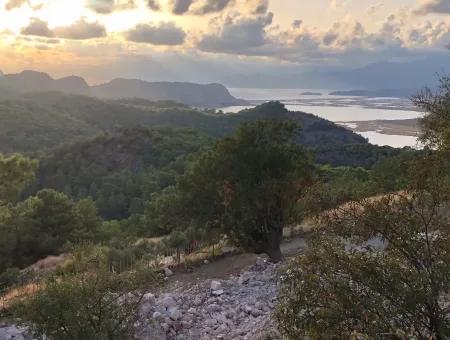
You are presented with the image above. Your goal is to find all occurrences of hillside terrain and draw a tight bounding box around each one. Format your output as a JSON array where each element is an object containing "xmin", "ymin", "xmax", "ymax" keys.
[
  {"xmin": 0, "ymin": 70, "xmax": 245, "ymax": 107},
  {"xmin": 0, "ymin": 93, "xmax": 366, "ymax": 155},
  {"xmin": 1, "ymin": 93, "xmax": 410, "ymax": 220}
]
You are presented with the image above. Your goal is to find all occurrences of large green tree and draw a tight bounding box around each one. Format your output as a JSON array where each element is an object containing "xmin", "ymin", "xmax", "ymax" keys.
[
  {"xmin": 147, "ymin": 120, "xmax": 314, "ymax": 262},
  {"xmin": 0, "ymin": 153, "xmax": 37, "ymax": 205}
]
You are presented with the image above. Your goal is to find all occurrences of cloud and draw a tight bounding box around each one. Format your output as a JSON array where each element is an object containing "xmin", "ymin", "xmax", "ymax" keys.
[
  {"xmin": 415, "ymin": 0, "xmax": 450, "ymax": 15},
  {"xmin": 5, "ymin": 0, "xmax": 27, "ymax": 10},
  {"xmin": 292, "ymin": 20, "xmax": 303, "ymax": 29},
  {"xmin": 53, "ymin": 18, "xmax": 107, "ymax": 40},
  {"xmin": 198, "ymin": 12, "xmax": 273, "ymax": 54},
  {"xmin": 250, "ymin": 0, "xmax": 269, "ymax": 15},
  {"xmin": 85, "ymin": 0, "xmax": 135, "ymax": 14},
  {"xmin": 171, "ymin": 0, "xmax": 194, "ymax": 14},
  {"xmin": 408, "ymin": 21, "xmax": 450, "ymax": 46},
  {"xmin": 126, "ymin": 22, "xmax": 186, "ymax": 45},
  {"xmin": 367, "ymin": 2, "xmax": 384, "ymax": 16},
  {"xmin": 21, "ymin": 18, "xmax": 54, "ymax": 37},
  {"xmin": 147, "ymin": 0, "xmax": 160, "ymax": 10},
  {"xmin": 194, "ymin": 0, "xmax": 233, "ymax": 15}
]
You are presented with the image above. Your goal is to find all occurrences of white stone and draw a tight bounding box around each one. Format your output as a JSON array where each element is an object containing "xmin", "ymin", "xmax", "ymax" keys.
[
  {"xmin": 168, "ymin": 307, "xmax": 182, "ymax": 321},
  {"xmin": 152, "ymin": 311, "xmax": 163, "ymax": 320},
  {"xmin": 164, "ymin": 267, "xmax": 173, "ymax": 277},
  {"xmin": 160, "ymin": 294, "xmax": 177, "ymax": 309},
  {"xmin": 210, "ymin": 280, "xmax": 222, "ymax": 290},
  {"xmin": 142, "ymin": 293, "xmax": 156, "ymax": 304},
  {"xmin": 211, "ymin": 289, "xmax": 224, "ymax": 296}
]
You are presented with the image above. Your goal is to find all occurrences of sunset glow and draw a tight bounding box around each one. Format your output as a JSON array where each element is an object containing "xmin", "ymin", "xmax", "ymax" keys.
[{"xmin": 0, "ymin": 0, "xmax": 449, "ymax": 82}]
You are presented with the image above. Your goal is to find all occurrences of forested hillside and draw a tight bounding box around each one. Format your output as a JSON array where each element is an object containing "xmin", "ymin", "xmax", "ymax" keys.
[
  {"xmin": 0, "ymin": 92, "xmax": 366, "ymax": 154},
  {"xmin": 2, "ymin": 94, "xmax": 409, "ymax": 220},
  {"xmin": 25, "ymin": 127, "xmax": 208, "ymax": 219}
]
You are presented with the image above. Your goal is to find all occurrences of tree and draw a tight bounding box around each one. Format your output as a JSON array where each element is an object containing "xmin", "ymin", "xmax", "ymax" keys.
[
  {"xmin": 413, "ymin": 75, "xmax": 450, "ymax": 152},
  {"xmin": 0, "ymin": 153, "xmax": 37, "ymax": 205},
  {"xmin": 0, "ymin": 190, "xmax": 103, "ymax": 272},
  {"xmin": 150, "ymin": 120, "xmax": 314, "ymax": 262},
  {"xmin": 277, "ymin": 76, "xmax": 450, "ymax": 338},
  {"xmin": 276, "ymin": 189, "xmax": 450, "ymax": 339}
]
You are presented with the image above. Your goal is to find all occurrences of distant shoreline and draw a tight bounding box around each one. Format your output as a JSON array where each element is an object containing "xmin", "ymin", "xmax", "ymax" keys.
[{"xmin": 337, "ymin": 119, "xmax": 421, "ymax": 137}]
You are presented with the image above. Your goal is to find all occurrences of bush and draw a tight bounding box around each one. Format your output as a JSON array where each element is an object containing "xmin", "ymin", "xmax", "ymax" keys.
[
  {"xmin": 0, "ymin": 267, "xmax": 21, "ymax": 290},
  {"xmin": 276, "ymin": 190, "xmax": 450, "ymax": 339},
  {"xmin": 13, "ymin": 250, "xmax": 160, "ymax": 340}
]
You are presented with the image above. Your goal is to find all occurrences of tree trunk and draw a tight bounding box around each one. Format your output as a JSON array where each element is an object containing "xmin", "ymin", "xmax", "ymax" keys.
[{"xmin": 264, "ymin": 228, "xmax": 283, "ymax": 263}]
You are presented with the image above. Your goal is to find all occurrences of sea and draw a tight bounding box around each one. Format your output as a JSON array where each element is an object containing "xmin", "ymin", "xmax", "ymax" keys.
[{"xmin": 221, "ymin": 88, "xmax": 423, "ymax": 148}]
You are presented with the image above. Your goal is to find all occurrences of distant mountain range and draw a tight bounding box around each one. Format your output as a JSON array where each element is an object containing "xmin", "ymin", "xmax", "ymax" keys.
[
  {"xmin": 0, "ymin": 70, "xmax": 246, "ymax": 107},
  {"xmin": 222, "ymin": 54, "xmax": 449, "ymax": 90}
]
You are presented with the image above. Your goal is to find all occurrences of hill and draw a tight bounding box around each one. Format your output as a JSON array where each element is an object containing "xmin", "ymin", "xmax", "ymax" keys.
[
  {"xmin": 0, "ymin": 92, "xmax": 366, "ymax": 154},
  {"xmin": 0, "ymin": 70, "xmax": 246, "ymax": 107},
  {"xmin": 0, "ymin": 70, "xmax": 90, "ymax": 95},
  {"xmin": 26, "ymin": 127, "xmax": 208, "ymax": 219},
  {"xmin": 92, "ymin": 79, "xmax": 247, "ymax": 107}
]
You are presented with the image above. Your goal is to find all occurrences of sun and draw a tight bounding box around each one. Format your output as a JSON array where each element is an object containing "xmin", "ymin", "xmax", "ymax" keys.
[{"xmin": 39, "ymin": 0, "xmax": 87, "ymax": 27}]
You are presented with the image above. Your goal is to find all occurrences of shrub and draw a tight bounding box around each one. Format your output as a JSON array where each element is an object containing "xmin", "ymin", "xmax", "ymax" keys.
[
  {"xmin": 276, "ymin": 190, "xmax": 450, "ymax": 339},
  {"xmin": 13, "ymin": 252, "xmax": 160, "ymax": 340}
]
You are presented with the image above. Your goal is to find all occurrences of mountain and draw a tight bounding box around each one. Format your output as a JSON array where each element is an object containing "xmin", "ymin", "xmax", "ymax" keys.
[
  {"xmin": 329, "ymin": 58, "xmax": 448, "ymax": 90},
  {"xmin": 0, "ymin": 70, "xmax": 246, "ymax": 107},
  {"xmin": 92, "ymin": 79, "xmax": 247, "ymax": 107},
  {"xmin": 222, "ymin": 54, "xmax": 450, "ymax": 90},
  {"xmin": 0, "ymin": 71, "xmax": 90, "ymax": 95}
]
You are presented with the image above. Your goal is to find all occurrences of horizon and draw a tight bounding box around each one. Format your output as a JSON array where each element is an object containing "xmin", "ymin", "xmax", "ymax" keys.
[{"xmin": 0, "ymin": 0, "xmax": 449, "ymax": 86}]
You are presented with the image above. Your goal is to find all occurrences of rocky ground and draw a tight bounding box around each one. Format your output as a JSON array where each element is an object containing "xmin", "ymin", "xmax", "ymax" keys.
[
  {"xmin": 1, "ymin": 235, "xmax": 310, "ymax": 340},
  {"xmin": 0, "ymin": 257, "xmax": 282, "ymax": 340},
  {"xmin": 138, "ymin": 257, "xmax": 281, "ymax": 340}
]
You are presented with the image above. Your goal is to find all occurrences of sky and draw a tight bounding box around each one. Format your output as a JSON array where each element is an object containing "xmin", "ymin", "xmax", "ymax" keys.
[{"xmin": 0, "ymin": 0, "xmax": 449, "ymax": 84}]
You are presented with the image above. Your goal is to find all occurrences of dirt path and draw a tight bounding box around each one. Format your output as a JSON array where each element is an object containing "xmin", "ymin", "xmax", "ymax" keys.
[{"xmin": 167, "ymin": 236, "xmax": 307, "ymax": 290}]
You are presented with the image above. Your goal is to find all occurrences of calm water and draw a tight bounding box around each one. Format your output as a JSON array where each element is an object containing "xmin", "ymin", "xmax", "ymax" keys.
[{"xmin": 223, "ymin": 88, "xmax": 422, "ymax": 148}]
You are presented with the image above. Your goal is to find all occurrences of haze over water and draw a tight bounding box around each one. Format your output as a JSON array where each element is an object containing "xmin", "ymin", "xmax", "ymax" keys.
[{"xmin": 223, "ymin": 88, "xmax": 423, "ymax": 148}]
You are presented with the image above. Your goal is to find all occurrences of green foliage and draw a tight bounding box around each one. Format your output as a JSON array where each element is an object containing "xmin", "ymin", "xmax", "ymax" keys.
[
  {"xmin": 413, "ymin": 75, "xmax": 450, "ymax": 152},
  {"xmin": 0, "ymin": 267, "xmax": 21, "ymax": 290},
  {"xmin": 27, "ymin": 127, "xmax": 208, "ymax": 220},
  {"xmin": 148, "ymin": 120, "xmax": 315, "ymax": 262},
  {"xmin": 277, "ymin": 190, "xmax": 450, "ymax": 339},
  {"xmin": 14, "ymin": 265, "xmax": 159, "ymax": 340},
  {"xmin": 314, "ymin": 143, "xmax": 408, "ymax": 169},
  {"xmin": 298, "ymin": 165, "xmax": 376, "ymax": 215},
  {"xmin": 0, "ymin": 153, "xmax": 37, "ymax": 205},
  {"xmin": 277, "ymin": 77, "xmax": 450, "ymax": 339},
  {"xmin": 0, "ymin": 189, "xmax": 102, "ymax": 273},
  {"xmin": 0, "ymin": 93, "xmax": 368, "ymax": 167},
  {"xmin": 144, "ymin": 186, "xmax": 186, "ymax": 236},
  {"xmin": 371, "ymin": 149, "xmax": 420, "ymax": 192}
]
